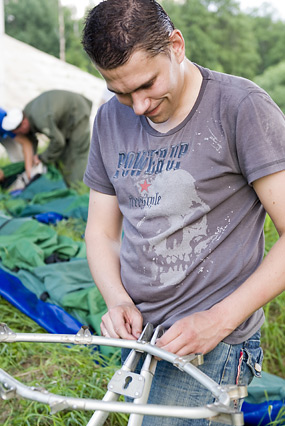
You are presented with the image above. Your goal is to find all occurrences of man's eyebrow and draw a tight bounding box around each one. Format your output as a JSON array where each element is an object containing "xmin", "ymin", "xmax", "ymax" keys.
[{"xmin": 108, "ymin": 78, "xmax": 156, "ymax": 96}]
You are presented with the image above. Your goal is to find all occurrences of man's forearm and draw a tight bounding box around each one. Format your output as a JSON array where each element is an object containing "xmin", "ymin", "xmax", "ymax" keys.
[
  {"xmin": 156, "ymin": 232, "xmax": 285, "ymax": 356},
  {"xmin": 85, "ymin": 231, "xmax": 133, "ymax": 309},
  {"xmin": 85, "ymin": 228, "xmax": 143, "ymax": 339},
  {"xmin": 15, "ymin": 135, "xmax": 33, "ymax": 179},
  {"xmin": 212, "ymin": 232, "xmax": 285, "ymax": 335}
]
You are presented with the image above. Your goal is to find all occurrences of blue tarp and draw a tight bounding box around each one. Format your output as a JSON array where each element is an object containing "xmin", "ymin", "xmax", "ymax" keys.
[
  {"xmin": 243, "ymin": 400, "xmax": 284, "ymax": 425},
  {"xmin": 0, "ymin": 268, "xmax": 82, "ymax": 334},
  {"xmin": 242, "ymin": 371, "xmax": 285, "ymax": 425}
]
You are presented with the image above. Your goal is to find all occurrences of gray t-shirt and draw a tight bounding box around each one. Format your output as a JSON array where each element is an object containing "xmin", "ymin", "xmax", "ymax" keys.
[{"xmin": 84, "ymin": 65, "xmax": 285, "ymax": 344}]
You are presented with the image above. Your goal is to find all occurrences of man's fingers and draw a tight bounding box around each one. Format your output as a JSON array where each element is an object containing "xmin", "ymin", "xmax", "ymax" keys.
[
  {"xmin": 101, "ymin": 313, "xmax": 120, "ymax": 338},
  {"xmin": 101, "ymin": 305, "xmax": 143, "ymax": 340},
  {"xmin": 156, "ymin": 331, "xmax": 186, "ymax": 354},
  {"xmin": 156, "ymin": 323, "xmax": 181, "ymax": 347}
]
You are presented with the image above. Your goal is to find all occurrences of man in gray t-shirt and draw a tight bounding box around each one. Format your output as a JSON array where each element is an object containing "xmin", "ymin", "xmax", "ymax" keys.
[{"xmin": 82, "ymin": 1, "xmax": 285, "ymax": 424}]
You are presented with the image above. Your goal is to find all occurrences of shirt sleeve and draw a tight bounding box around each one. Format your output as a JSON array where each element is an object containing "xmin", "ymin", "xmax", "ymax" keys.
[
  {"xmin": 236, "ymin": 90, "xmax": 285, "ymax": 184},
  {"xmin": 83, "ymin": 110, "xmax": 116, "ymax": 195}
]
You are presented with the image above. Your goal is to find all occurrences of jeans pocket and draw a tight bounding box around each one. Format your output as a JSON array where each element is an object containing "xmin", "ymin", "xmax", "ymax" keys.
[{"xmin": 241, "ymin": 345, "xmax": 264, "ymax": 385}]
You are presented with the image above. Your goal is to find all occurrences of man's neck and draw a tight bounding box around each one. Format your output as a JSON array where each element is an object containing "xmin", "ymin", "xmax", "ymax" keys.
[{"xmin": 147, "ymin": 61, "xmax": 203, "ymax": 134}]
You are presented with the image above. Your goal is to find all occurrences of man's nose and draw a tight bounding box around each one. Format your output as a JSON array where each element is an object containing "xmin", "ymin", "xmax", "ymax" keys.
[{"xmin": 131, "ymin": 92, "xmax": 150, "ymax": 116}]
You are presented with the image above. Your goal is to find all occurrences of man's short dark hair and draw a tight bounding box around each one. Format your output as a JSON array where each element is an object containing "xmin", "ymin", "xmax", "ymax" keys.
[{"xmin": 82, "ymin": 0, "xmax": 175, "ymax": 70}]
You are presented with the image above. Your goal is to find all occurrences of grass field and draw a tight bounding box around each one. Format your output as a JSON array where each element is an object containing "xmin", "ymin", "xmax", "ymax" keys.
[
  {"xmin": 0, "ymin": 185, "xmax": 284, "ymax": 424},
  {"xmin": 0, "ymin": 297, "xmax": 127, "ymax": 425}
]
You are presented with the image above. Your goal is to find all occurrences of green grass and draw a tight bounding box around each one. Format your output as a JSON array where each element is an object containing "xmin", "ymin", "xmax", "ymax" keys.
[
  {"xmin": 51, "ymin": 217, "xmax": 87, "ymax": 242},
  {"xmin": 262, "ymin": 292, "xmax": 285, "ymax": 377},
  {"xmin": 0, "ymin": 297, "xmax": 128, "ymax": 426},
  {"xmin": 262, "ymin": 216, "xmax": 285, "ymax": 378}
]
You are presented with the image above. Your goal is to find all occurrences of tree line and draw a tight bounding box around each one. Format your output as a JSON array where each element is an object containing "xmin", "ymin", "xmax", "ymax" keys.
[{"xmin": 4, "ymin": 0, "xmax": 285, "ymax": 112}]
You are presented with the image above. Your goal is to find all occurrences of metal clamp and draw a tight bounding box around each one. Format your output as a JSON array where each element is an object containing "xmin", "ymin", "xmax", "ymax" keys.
[
  {"xmin": 0, "ymin": 323, "xmax": 16, "ymax": 341},
  {"xmin": 74, "ymin": 326, "xmax": 93, "ymax": 344},
  {"xmin": 0, "ymin": 382, "xmax": 16, "ymax": 400},
  {"xmin": 207, "ymin": 402, "xmax": 245, "ymax": 426},
  {"xmin": 173, "ymin": 353, "xmax": 204, "ymax": 369},
  {"xmin": 108, "ymin": 371, "xmax": 145, "ymax": 398}
]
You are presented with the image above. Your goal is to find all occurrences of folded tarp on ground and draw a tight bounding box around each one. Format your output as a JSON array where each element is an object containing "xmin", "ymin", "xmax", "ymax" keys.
[
  {"xmin": 0, "ymin": 264, "xmax": 113, "ymax": 357},
  {"xmin": 0, "ymin": 164, "xmax": 113, "ymax": 356},
  {"xmin": 0, "ymin": 165, "xmax": 89, "ymax": 220},
  {"xmin": 0, "ymin": 217, "xmax": 86, "ymax": 270},
  {"xmin": 0, "ymin": 267, "xmax": 82, "ymax": 335}
]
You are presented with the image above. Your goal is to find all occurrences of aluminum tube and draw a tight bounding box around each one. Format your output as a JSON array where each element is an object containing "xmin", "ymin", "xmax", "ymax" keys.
[
  {"xmin": 0, "ymin": 369, "xmax": 220, "ymax": 420},
  {"xmin": 127, "ymin": 367, "xmax": 156, "ymax": 426},
  {"xmin": 86, "ymin": 391, "xmax": 118, "ymax": 426},
  {"xmin": 0, "ymin": 331, "xmax": 223, "ymax": 400},
  {"xmin": 127, "ymin": 326, "xmax": 163, "ymax": 426},
  {"xmin": 85, "ymin": 324, "xmax": 152, "ymax": 425},
  {"xmin": 87, "ymin": 343, "xmax": 145, "ymax": 426}
]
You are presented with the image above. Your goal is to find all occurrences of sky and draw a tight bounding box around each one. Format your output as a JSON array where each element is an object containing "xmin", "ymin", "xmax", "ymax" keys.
[
  {"xmin": 60, "ymin": 0, "xmax": 96, "ymax": 18},
  {"xmin": 239, "ymin": 0, "xmax": 285, "ymax": 19},
  {"xmin": 61, "ymin": 0, "xmax": 285, "ymax": 20}
]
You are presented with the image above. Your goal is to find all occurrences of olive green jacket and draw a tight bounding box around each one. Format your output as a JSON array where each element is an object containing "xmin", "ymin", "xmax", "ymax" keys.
[{"xmin": 24, "ymin": 90, "xmax": 92, "ymax": 165}]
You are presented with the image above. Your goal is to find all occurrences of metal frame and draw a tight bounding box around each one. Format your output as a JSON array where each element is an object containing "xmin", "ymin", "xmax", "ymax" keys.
[{"xmin": 0, "ymin": 322, "xmax": 247, "ymax": 425}]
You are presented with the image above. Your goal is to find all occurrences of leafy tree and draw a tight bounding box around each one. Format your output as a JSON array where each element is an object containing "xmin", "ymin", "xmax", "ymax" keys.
[
  {"xmin": 163, "ymin": 0, "xmax": 223, "ymax": 71},
  {"xmin": 4, "ymin": 0, "xmax": 102, "ymax": 79},
  {"xmin": 162, "ymin": 0, "xmax": 260, "ymax": 79},
  {"xmin": 211, "ymin": 1, "xmax": 260, "ymax": 79},
  {"xmin": 249, "ymin": 13, "xmax": 285, "ymax": 75},
  {"xmin": 4, "ymin": 0, "xmax": 60, "ymax": 57},
  {"xmin": 63, "ymin": 11, "xmax": 102, "ymax": 79},
  {"xmin": 254, "ymin": 61, "xmax": 285, "ymax": 113}
]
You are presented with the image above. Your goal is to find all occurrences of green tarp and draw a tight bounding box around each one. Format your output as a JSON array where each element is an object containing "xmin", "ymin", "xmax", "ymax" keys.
[{"xmin": 0, "ymin": 164, "xmax": 114, "ymax": 356}]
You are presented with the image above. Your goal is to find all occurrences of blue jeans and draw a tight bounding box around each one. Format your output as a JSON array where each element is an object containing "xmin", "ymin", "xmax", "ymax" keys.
[{"xmin": 121, "ymin": 330, "xmax": 263, "ymax": 425}]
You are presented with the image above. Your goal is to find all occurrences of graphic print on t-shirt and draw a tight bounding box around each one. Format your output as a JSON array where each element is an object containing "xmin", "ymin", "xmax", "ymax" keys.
[
  {"xmin": 113, "ymin": 142, "xmax": 189, "ymax": 179},
  {"xmin": 113, "ymin": 141, "xmax": 215, "ymax": 288},
  {"xmin": 135, "ymin": 169, "xmax": 214, "ymax": 287}
]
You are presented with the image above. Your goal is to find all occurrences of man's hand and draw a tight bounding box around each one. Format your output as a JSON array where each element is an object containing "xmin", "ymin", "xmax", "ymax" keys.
[
  {"xmin": 100, "ymin": 302, "xmax": 143, "ymax": 340},
  {"xmin": 156, "ymin": 307, "xmax": 233, "ymax": 356}
]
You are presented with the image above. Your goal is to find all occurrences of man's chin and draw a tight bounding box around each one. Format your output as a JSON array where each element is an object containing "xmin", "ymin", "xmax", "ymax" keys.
[{"xmin": 146, "ymin": 114, "xmax": 168, "ymax": 124}]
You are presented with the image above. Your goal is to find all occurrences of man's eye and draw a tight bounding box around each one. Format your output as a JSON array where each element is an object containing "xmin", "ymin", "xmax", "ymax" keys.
[{"xmin": 143, "ymin": 83, "xmax": 153, "ymax": 90}]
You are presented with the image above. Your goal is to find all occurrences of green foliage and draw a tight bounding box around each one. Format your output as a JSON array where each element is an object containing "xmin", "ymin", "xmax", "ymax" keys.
[
  {"xmin": 4, "ymin": 0, "xmax": 60, "ymax": 57},
  {"xmin": 254, "ymin": 61, "xmax": 285, "ymax": 113},
  {"xmin": 262, "ymin": 292, "xmax": 285, "ymax": 378},
  {"xmin": 162, "ymin": 0, "xmax": 285, "ymax": 82},
  {"xmin": 163, "ymin": 0, "xmax": 261, "ymax": 79},
  {"xmin": 264, "ymin": 215, "xmax": 280, "ymax": 256},
  {"xmin": 51, "ymin": 217, "xmax": 86, "ymax": 242},
  {"xmin": 63, "ymin": 11, "xmax": 102, "ymax": 79},
  {"xmin": 262, "ymin": 216, "xmax": 284, "ymax": 377},
  {"xmin": 4, "ymin": 0, "xmax": 102, "ymax": 79},
  {"xmin": 248, "ymin": 13, "xmax": 285, "ymax": 75}
]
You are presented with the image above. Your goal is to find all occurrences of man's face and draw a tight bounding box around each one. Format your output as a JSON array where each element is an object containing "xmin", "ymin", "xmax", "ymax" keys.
[
  {"xmin": 13, "ymin": 117, "xmax": 30, "ymax": 135},
  {"xmin": 98, "ymin": 47, "xmax": 185, "ymax": 125}
]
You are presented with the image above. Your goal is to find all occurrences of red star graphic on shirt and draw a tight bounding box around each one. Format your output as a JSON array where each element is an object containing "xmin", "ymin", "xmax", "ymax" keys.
[{"xmin": 140, "ymin": 179, "xmax": 151, "ymax": 193}]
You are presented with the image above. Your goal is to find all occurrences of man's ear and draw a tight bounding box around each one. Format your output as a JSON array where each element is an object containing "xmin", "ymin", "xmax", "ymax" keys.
[{"xmin": 169, "ymin": 29, "xmax": 185, "ymax": 63}]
